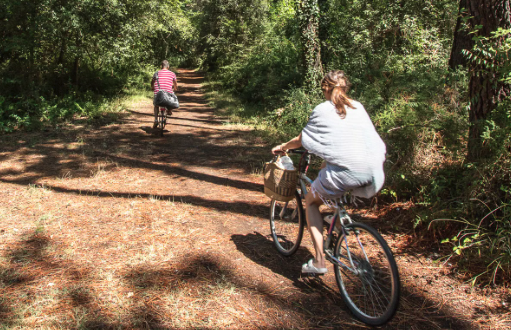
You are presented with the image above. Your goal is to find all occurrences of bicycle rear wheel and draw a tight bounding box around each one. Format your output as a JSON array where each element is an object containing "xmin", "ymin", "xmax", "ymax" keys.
[
  {"xmin": 333, "ymin": 222, "xmax": 400, "ymax": 326},
  {"xmin": 269, "ymin": 191, "xmax": 305, "ymax": 256},
  {"xmin": 158, "ymin": 109, "xmax": 166, "ymax": 136}
]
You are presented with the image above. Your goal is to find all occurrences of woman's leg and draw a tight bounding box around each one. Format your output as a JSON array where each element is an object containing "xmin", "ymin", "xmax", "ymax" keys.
[{"xmin": 305, "ymin": 191, "xmax": 326, "ymax": 268}]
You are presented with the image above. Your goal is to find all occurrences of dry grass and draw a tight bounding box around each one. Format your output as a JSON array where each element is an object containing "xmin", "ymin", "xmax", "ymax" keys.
[{"xmin": 0, "ymin": 69, "xmax": 509, "ymax": 329}]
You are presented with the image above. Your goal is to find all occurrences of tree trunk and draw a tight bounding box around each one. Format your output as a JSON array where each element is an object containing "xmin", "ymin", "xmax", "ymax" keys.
[
  {"xmin": 297, "ymin": 0, "xmax": 323, "ymax": 92},
  {"xmin": 465, "ymin": 0, "xmax": 511, "ymax": 160},
  {"xmin": 449, "ymin": 0, "xmax": 473, "ymax": 69},
  {"xmin": 72, "ymin": 34, "xmax": 82, "ymax": 88}
]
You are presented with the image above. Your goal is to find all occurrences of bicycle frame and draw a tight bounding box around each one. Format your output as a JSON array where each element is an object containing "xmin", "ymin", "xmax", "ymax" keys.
[
  {"xmin": 276, "ymin": 150, "xmax": 400, "ymax": 325},
  {"xmin": 158, "ymin": 108, "xmax": 168, "ymax": 128},
  {"xmin": 294, "ymin": 150, "xmax": 366, "ymax": 274}
]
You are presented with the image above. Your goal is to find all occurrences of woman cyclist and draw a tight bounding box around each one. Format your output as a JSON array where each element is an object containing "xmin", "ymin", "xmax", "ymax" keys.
[
  {"xmin": 272, "ymin": 70, "xmax": 386, "ymax": 275},
  {"xmin": 151, "ymin": 60, "xmax": 178, "ymax": 128}
]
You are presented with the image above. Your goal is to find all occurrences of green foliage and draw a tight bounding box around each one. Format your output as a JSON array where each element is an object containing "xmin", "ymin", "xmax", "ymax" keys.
[
  {"xmin": 269, "ymin": 88, "xmax": 322, "ymax": 138},
  {"xmin": 320, "ymin": 0, "xmax": 456, "ymax": 91},
  {"xmin": 0, "ymin": 66, "xmax": 154, "ymax": 131},
  {"xmin": 0, "ymin": 0, "xmax": 196, "ymax": 130},
  {"xmin": 422, "ymin": 27, "xmax": 511, "ymax": 284},
  {"xmin": 0, "ymin": 93, "xmax": 120, "ymax": 132},
  {"xmin": 1, "ymin": 0, "xmax": 509, "ymax": 283},
  {"xmin": 374, "ymin": 69, "xmax": 470, "ymax": 201},
  {"xmin": 201, "ymin": 0, "xmax": 303, "ymax": 110},
  {"xmin": 432, "ymin": 194, "xmax": 511, "ymax": 285},
  {"xmin": 194, "ymin": 0, "xmax": 270, "ymax": 71},
  {"xmin": 215, "ymin": 22, "xmax": 301, "ymax": 107},
  {"xmin": 467, "ymin": 28, "xmax": 511, "ymax": 156}
]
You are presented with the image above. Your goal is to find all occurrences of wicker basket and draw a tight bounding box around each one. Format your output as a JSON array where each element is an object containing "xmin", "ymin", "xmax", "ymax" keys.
[{"xmin": 263, "ymin": 158, "xmax": 298, "ymax": 202}]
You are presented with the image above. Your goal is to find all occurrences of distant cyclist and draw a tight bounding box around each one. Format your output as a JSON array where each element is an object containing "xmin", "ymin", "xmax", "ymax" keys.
[{"xmin": 151, "ymin": 60, "xmax": 178, "ymax": 128}]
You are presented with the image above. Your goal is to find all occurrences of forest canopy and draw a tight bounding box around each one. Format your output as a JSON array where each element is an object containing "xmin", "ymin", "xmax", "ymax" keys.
[{"xmin": 1, "ymin": 0, "xmax": 510, "ymax": 283}]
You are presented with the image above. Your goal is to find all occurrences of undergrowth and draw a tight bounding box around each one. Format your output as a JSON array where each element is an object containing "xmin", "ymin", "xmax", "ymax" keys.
[
  {"xmin": 201, "ymin": 14, "xmax": 511, "ymax": 284},
  {"xmin": 204, "ymin": 64, "xmax": 511, "ymax": 285},
  {"xmin": 0, "ymin": 67, "xmax": 155, "ymax": 133}
]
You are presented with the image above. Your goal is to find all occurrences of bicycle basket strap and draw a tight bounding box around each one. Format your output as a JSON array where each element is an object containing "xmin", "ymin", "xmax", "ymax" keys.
[{"xmin": 155, "ymin": 72, "xmax": 161, "ymax": 90}]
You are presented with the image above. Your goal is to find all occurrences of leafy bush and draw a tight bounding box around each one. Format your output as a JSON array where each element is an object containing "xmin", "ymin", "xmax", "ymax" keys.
[
  {"xmin": 200, "ymin": 0, "xmax": 302, "ymax": 112},
  {"xmin": 268, "ymin": 87, "xmax": 323, "ymax": 138},
  {"xmin": 0, "ymin": 65, "xmax": 154, "ymax": 132},
  {"xmin": 424, "ymin": 28, "xmax": 511, "ymax": 284},
  {"xmin": 0, "ymin": 0, "xmax": 196, "ymax": 131},
  {"xmin": 219, "ymin": 35, "xmax": 301, "ymax": 107}
]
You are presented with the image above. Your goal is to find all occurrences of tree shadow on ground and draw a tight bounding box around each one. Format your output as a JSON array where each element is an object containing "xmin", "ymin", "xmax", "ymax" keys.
[
  {"xmin": 0, "ymin": 126, "xmax": 267, "ymax": 193},
  {"xmin": 170, "ymin": 116, "xmax": 227, "ymax": 124},
  {"xmin": 231, "ymin": 231, "xmax": 473, "ymax": 329},
  {"xmin": 0, "ymin": 228, "xmax": 476, "ymax": 329},
  {"xmin": 0, "ymin": 180, "xmax": 268, "ymax": 219},
  {"xmin": 0, "ymin": 70, "xmax": 267, "ymax": 183},
  {"xmin": 0, "ymin": 230, "xmax": 118, "ymax": 329},
  {"xmin": 123, "ymin": 253, "xmax": 361, "ymax": 329},
  {"xmin": 0, "ymin": 111, "xmax": 267, "ymax": 190}
]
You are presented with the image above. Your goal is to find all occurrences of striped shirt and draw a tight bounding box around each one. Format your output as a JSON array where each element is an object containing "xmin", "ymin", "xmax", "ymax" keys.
[{"xmin": 152, "ymin": 70, "xmax": 176, "ymax": 95}]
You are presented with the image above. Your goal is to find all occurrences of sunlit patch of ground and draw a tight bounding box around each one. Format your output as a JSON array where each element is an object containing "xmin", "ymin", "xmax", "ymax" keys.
[{"xmin": 0, "ymin": 70, "xmax": 509, "ymax": 329}]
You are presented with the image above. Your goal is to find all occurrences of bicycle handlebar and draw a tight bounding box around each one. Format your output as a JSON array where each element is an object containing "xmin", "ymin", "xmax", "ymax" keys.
[
  {"xmin": 287, "ymin": 149, "xmax": 307, "ymax": 155},
  {"xmin": 271, "ymin": 149, "xmax": 310, "ymax": 173}
]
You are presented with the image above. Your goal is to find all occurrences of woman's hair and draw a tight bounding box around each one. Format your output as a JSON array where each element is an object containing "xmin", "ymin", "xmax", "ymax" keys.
[{"xmin": 321, "ymin": 70, "xmax": 354, "ymax": 118}]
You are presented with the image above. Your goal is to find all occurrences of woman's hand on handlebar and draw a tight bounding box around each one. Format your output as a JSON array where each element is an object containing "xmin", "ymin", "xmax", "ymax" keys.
[
  {"xmin": 272, "ymin": 144, "xmax": 287, "ymax": 155},
  {"xmin": 272, "ymin": 133, "xmax": 303, "ymax": 155}
]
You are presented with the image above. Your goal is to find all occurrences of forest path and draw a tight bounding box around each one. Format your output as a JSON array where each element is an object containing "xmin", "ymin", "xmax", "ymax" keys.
[{"xmin": 0, "ymin": 69, "xmax": 507, "ymax": 329}]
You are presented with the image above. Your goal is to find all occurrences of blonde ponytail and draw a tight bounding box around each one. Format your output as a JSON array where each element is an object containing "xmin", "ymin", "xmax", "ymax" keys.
[{"xmin": 321, "ymin": 70, "xmax": 354, "ymax": 119}]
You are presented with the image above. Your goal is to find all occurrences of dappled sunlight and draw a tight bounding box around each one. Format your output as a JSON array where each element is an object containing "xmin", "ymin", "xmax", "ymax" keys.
[{"xmin": 0, "ymin": 69, "xmax": 502, "ymax": 329}]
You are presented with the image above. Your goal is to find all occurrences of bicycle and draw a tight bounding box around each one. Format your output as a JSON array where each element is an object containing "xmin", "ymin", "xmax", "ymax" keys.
[
  {"xmin": 156, "ymin": 107, "xmax": 172, "ymax": 137},
  {"xmin": 269, "ymin": 149, "xmax": 400, "ymax": 326}
]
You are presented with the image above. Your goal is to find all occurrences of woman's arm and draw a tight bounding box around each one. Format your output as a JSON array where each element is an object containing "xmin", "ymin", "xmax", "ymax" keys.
[{"xmin": 272, "ymin": 133, "xmax": 302, "ymax": 154}]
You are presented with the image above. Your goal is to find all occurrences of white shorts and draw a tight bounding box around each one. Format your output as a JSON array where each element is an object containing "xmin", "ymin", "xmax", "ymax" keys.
[{"xmin": 310, "ymin": 163, "xmax": 382, "ymax": 200}]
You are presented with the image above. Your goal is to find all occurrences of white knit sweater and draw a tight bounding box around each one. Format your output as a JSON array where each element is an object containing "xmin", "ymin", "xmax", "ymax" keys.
[{"xmin": 301, "ymin": 100, "xmax": 386, "ymax": 198}]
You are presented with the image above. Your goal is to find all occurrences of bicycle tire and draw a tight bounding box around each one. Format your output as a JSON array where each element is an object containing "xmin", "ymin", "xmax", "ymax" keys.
[
  {"xmin": 333, "ymin": 222, "xmax": 400, "ymax": 326},
  {"xmin": 158, "ymin": 110, "xmax": 166, "ymax": 136},
  {"xmin": 269, "ymin": 191, "xmax": 305, "ymax": 256}
]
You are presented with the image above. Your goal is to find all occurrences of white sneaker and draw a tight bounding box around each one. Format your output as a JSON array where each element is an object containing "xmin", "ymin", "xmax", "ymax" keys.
[{"xmin": 301, "ymin": 259, "xmax": 327, "ymax": 275}]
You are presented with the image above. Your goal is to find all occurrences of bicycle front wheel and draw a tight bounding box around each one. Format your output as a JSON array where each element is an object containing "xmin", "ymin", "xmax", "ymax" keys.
[
  {"xmin": 333, "ymin": 222, "xmax": 400, "ymax": 326},
  {"xmin": 269, "ymin": 191, "xmax": 305, "ymax": 256}
]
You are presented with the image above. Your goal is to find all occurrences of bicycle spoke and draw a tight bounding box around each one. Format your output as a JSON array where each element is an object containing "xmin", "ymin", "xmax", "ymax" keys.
[
  {"xmin": 334, "ymin": 222, "xmax": 399, "ymax": 326},
  {"xmin": 365, "ymin": 278, "xmax": 387, "ymax": 315},
  {"xmin": 270, "ymin": 192, "xmax": 304, "ymax": 256},
  {"xmin": 268, "ymin": 150, "xmax": 399, "ymax": 325}
]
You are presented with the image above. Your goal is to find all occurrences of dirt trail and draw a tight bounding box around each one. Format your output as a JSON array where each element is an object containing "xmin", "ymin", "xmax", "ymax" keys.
[{"xmin": 0, "ymin": 69, "xmax": 509, "ymax": 329}]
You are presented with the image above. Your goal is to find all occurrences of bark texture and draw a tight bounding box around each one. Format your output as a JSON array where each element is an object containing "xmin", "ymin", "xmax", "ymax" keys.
[
  {"xmin": 449, "ymin": 0, "xmax": 472, "ymax": 69},
  {"xmin": 466, "ymin": 0, "xmax": 511, "ymax": 160},
  {"xmin": 297, "ymin": 0, "xmax": 323, "ymax": 91}
]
